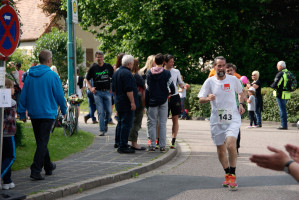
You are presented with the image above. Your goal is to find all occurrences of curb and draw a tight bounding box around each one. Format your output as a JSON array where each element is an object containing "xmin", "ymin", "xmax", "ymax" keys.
[{"xmin": 26, "ymin": 148, "xmax": 178, "ymax": 200}]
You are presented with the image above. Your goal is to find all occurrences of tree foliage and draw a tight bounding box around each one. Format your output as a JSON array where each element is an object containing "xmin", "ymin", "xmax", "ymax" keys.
[
  {"xmin": 33, "ymin": 28, "xmax": 84, "ymax": 82},
  {"xmin": 76, "ymin": 0, "xmax": 298, "ymax": 85},
  {"xmin": 39, "ymin": 0, "xmax": 67, "ymax": 29}
]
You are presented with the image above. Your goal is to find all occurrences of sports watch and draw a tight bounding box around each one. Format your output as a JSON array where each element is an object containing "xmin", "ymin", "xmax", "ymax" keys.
[{"xmin": 284, "ymin": 160, "xmax": 294, "ymax": 174}]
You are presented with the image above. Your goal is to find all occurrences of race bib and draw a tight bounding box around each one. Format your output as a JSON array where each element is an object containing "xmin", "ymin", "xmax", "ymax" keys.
[{"xmin": 217, "ymin": 109, "xmax": 232, "ymax": 124}]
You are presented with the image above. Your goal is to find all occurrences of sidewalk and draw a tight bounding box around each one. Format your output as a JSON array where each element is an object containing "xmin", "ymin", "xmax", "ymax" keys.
[{"xmin": 8, "ymin": 115, "xmax": 177, "ymax": 200}]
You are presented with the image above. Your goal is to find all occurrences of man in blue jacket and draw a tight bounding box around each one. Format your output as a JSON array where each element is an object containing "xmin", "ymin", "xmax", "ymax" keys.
[{"xmin": 18, "ymin": 50, "xmax": 67, "ymax": 180}]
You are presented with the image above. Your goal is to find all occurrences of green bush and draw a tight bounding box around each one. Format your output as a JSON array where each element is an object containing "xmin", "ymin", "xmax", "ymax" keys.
[{"xmin": 186, "ymin": 85, "xmax": 299, "ymax": 123}]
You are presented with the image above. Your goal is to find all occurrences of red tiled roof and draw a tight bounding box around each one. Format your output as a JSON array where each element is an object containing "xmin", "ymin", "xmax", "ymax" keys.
[{"xmin": 16, "ymin": 0, "xmax": 54, "ymax": 41}]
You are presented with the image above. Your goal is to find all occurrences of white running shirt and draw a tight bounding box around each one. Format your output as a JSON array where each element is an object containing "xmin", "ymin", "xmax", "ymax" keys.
[
  {"xmin": 169, "ymin": 68, "xmax": 183, "ymax": 95},
  {"xmin": 198, "ymin": 75, "xmax": 243, "ymax": 125}
]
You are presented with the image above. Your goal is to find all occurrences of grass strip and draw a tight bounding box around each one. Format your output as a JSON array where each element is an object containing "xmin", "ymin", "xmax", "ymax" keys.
[{"xmin": 12, "ymin": 122, "xmax": 94, "ymax": 171}]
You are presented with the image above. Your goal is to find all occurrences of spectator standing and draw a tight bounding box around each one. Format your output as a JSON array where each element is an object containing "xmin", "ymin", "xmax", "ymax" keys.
[
  {"xmin": 164, "ymin": 54, "xmax": 185, "ymax": 149},
  {"xmin": 138, "ymin": 55, "xmax": 156, "ymax": 146},
  {"xmin": 113, "ymin": 53, "xmax": 125, "ymax": 148},
  {"xmin": 139, "ymin": 55, "xmax": 155, "ymax": 80},
  {"xmin": 50, "ymin": 66, "xmax": 59, "ymax": 77},
  {"xmin": 84, "ymin": 69, "xmax": 98, "ymax": 124},
  {"xmin": 86, "ymin": 51, "xmax": 114, "ymax": 136},
  {"xmin": 246, "ymin": 87, "xmax": 257, "ymax": 128},
  {"xmin": 247, "ymin": 70, "xmax": 263, "ymax": 128},
  {"xmin": 1, "ymin": 79, "xmax": 17, "ymax": 190},
  {"xmin": 76, "ymin": 68, "xmax": 84, "ymax": 98},
  {"xmin": 16, "ymin": 63, "xmax": 24, "ymax": 90},
  {"xmin": 112, "ymin": 55, "xmax": 138, "ymax": 154},
  {"xmin": 198, "ymin": 56, "xmax": 245, "ymax": 190},
  {"xmin": 225, "ymin": 63, "xmax": 244, "ymax": 154},
  {"xmin": 146, "ymin": 53, "xmax": 175, "ymax": 152},
  {"xmin": 178, "ymin": 75, "xmax": 187, "ymax": 119},
  {"xmin": 18, "ymin": 49, "xmax": 67, "ymax": 180},
  {"xmin": 128, "ymin": 59, "xmax": 146, "ymax": 150},
  {"xmin": 270, "ymin": 61, "xmax": 291, "ymax": 130}
]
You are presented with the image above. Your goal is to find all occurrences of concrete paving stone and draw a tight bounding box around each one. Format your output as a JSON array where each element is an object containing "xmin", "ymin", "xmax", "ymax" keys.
[{"xmin": 11, "ymin": 114, "xmax": 177, "ymax": 199}]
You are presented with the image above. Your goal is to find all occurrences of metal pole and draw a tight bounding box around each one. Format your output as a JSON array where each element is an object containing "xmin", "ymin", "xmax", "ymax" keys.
[
  {"xmin": 72, "ymin": 23, "xmax": 77, "ymax": 95},
  {"xmin": 0, "ymin": 60, "xmax": 5, "ymax": 186},
  {"xmin": 67, "ymin": 0, "xmax": 74, "ymax": 96}
]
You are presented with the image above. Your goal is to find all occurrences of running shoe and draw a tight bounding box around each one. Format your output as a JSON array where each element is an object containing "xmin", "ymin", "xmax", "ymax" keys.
[
  {"xmin": 170, "ymin": 143, "xmax": 176, "ymax": 149},
  {"xmin": 222, "ymin": 174, "xmax": 230, "ymax": 187},
  {"xmin": 252, "ymin": 125, "xmax": 257, "ymax": 128},
  {"xmin": 228, "ymin": 174, "xmax": 238, "ymax": 191}
]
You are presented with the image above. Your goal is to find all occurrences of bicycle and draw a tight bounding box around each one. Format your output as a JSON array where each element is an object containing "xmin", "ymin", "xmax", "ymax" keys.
[
  {"xmin": 62, "ymin": 94, "xmax": 83, "ymax": 137},
  {"xmin": 51, "ymin": 106, "xmax": 62, "ymax": 133},
  {"xmin": 51, "ymin": 94, "xmax": 83, "ymax": 137}
]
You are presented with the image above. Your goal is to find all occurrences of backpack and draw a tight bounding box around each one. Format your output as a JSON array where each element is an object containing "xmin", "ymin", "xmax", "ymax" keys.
[{"xmin": 284, "ymin": 71, "xmax": 297, "ymax": 92}]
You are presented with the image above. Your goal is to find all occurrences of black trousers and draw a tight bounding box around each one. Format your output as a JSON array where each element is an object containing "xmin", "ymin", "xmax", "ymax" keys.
[
  {"xmin": 249, "ymin": 111, "xmax": 257, "ymax": 126},
  {"xmin": 30, "ymin": 119, "xmax": 55, "ymax": 174}
]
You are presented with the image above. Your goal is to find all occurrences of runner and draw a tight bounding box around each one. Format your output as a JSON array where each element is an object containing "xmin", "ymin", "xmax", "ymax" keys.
[{"xmin": 198, "ymin": 56, "xmax": 245, "ymax": 190}]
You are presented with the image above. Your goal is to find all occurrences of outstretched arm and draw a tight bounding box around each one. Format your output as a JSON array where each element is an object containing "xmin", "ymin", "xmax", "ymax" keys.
[
  {"xmin": 285, "ymin": 144, "xmax": 299, "ymax": 163},
  {"xmin": 250, "ymin": 146, "xmax": 299, "ymax": 182}
]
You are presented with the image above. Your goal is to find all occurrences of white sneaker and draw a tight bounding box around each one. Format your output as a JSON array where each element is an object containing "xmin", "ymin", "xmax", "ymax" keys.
[
  {"xmin": 2, "ymin": 182, "xmax": 15, "ymax": 190},
  {"xmin": 247, "ymin": 126, "xmax": 253, "ymax": 129},
  {"xmin": 252, "ymin": 125, "xmax": 257, "ymax": 128}
]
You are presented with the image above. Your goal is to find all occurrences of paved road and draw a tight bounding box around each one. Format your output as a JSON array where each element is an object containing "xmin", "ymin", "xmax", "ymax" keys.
[{"xmin": 59, "ymin": 119, "xmax": 299, "ymax": 200}]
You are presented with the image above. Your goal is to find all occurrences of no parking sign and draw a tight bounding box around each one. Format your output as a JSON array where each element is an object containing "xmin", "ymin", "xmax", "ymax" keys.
[{"xmin": 0, "ymin": 3, "xmax": 20, "ymax": 58}]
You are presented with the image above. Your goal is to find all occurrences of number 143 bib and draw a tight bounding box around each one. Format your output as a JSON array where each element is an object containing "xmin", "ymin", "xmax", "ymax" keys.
[{"xmin": 217, "ymin": 109, "xmax": 233, "ymax": 124}]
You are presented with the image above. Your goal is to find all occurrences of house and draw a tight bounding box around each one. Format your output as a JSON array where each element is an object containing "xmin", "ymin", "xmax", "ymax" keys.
[{"xmin": 15, "ymin": 0, "xmax": 100, "ymax": 67}]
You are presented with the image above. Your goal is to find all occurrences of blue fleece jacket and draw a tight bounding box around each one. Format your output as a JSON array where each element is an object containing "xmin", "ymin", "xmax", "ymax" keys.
[{"xmin": 18, "ymin": 65, "xmax": 67, "ymax": 120}]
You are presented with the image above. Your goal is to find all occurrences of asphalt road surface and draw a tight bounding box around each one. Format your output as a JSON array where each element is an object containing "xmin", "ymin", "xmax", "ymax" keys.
[{"xmin": 60, "ymin": 119, "xmax": 299, "ymax": 200}]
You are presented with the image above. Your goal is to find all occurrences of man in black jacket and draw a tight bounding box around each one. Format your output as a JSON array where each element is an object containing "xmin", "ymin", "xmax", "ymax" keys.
[{"xmin": 112, "ymin": 55, "xmax": 138, "ymax": 154}]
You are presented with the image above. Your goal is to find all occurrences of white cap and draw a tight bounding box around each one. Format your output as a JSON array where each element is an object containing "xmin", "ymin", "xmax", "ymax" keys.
[{"xmin": 248, "ymin": 87, "xmax": 256, "ymax": 92}]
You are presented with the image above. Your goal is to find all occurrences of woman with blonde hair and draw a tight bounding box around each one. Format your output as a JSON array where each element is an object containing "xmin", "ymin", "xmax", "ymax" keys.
[
  {"xmin": 247, "ymin": 70, "xmax": 263, "ymax": 127},
  {"xmin": 139, "ymin": 55, "xmax": 155, "ymax": 79}
]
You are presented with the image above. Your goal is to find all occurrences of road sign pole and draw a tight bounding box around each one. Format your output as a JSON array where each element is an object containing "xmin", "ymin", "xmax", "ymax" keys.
[
  {"xmin": 0, "ymin": 60, "xmax": 5, "ymax": 188},
  {"xmin": 67, "ymin": 0, "xmax": 74, "ymax": 96}
]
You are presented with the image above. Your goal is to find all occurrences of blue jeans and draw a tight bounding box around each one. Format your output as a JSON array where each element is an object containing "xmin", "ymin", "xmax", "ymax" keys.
[
  {"xmin": 1, "ymin": 137, "xmax": 16, "ymax": 184},
  {"xmin": 276, "ymin": 97, "xmax": 288, "ymax": 128},
  {"xmin": 117, "ymin": 111, "xmax": 134, "ymax": 149},
  {"xmin": 94, "ymin": 90, "xmax": 112, "ymax": 132},
  {"xmin": 85, "ymin": 90, "xmax": 97, "ymax": 122}
]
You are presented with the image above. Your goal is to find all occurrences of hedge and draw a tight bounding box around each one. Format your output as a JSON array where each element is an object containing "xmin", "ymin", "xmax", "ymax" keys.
[{"xmin": 185, "ymin": 84, "xmax": 299, "ymax": 123}]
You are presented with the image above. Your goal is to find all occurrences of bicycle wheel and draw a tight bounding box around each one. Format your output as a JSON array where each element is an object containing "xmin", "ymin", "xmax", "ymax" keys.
[
  {"xmin": 63, "ymin": 105, "xmax": 78, "ymax": 137},
  {"xmin": 72, "ymin": 104, "xmax": 79, "ymax": 135},
  {"xmin": 51, "ymin": 107, "xmax": 61, "ymax": 133}
]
